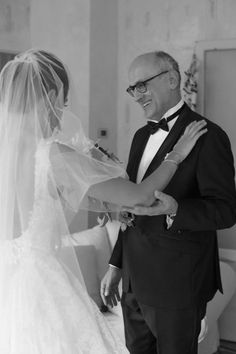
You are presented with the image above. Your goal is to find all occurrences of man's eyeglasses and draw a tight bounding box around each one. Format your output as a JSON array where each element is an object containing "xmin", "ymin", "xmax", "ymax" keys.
[{"xmin": 126, "ymin": 70, "xmax": 169, "ymax": 97}]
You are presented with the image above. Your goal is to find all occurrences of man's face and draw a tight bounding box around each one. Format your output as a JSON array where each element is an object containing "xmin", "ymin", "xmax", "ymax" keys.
[{"xmin": 128, "ymin": 55, "xmax": 172, "ymax": 121}]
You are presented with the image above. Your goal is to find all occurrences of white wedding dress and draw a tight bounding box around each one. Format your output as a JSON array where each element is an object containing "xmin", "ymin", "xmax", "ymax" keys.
[{"xmin": 0, "ymin": 138, "xmax": 128, "ymax": 354}]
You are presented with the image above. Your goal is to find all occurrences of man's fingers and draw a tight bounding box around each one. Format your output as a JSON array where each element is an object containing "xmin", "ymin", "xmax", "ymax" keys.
[
  {"xmin": 106, "ymin": 296, "xmax": 113, "ymax": 307},
  {"xmin": 100, "ymin": 278, "xmax": 112, "ymax": 304},
  {"xmin": 101, "ymin": 293, "xmax": 107, "ymax": 306},
  {"xmin": 104, "ymin": 287, "xmax": 110, "ymax": 297},
  {"xmin": 111, "ymin": 295, "xmax": 118, "ymax": 307},
  {"xmin": 154, "ymin": 190, "xmax": 165, "ymax": 200},
  {"xmin": 114, "ymin": 288, "xmax": 121, "ymax": 302},
  {"xmin": 192, "ymin": 128, "xmax": 208, "ymax": 141},
  {"xmin": 122, "ymin": 191, "xmax": 164, "ymax": 215},
  {"xmin": 100, "ymin": 285, "xmax": 108, "ymax": 305},
  {"xmin": 100, "ymin": 268, "xmax": 121, "ymax": 307},
  {"xmin": 104, "ymin": 292, "xmax": 120, "ymax": 308},
  {"xmin": 125, "ymin": 191, "xmax": 177, "ymax": 216},
  {"xmin": 123, "ymin": 190, "xmax": 168, "ymax": 215},
  {"xmin": 185, "ymin": 120, "xmax": 206, "ymax": 135}
]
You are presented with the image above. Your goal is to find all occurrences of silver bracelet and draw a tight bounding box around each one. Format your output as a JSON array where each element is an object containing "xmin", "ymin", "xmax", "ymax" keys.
[{"xmin": 164, "ymin": 151, "xmax": 182, "ymax": 165}]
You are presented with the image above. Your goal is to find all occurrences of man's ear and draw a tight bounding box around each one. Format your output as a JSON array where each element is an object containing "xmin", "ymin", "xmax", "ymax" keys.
[{"xmin": 168, "ymin": 70, "xmax": 179, "ymax": 89}]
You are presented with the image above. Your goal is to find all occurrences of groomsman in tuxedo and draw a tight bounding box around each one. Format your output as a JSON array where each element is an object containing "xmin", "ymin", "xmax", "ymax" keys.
[{"xmin": 101, "ymin": 51, "xmax": 236, "ymax": 354}]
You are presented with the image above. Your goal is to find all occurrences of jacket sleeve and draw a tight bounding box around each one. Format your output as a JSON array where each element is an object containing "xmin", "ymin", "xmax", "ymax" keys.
[
  {"xmin": 109, "ymin": 230, "xmax": 123, "ymax": 268},
  {"xmin": 171, "ymin": 125, "xmax": 236, "ymax": 231},
  {"xmin": 108, "ymin": 131, "xmax": 140, "ymax": 268}
]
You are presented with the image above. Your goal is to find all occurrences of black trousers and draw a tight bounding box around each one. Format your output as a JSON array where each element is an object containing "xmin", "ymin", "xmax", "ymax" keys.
[{"xmin": 121, "ymin": 292, "xmax": 206, "ymax": 354}]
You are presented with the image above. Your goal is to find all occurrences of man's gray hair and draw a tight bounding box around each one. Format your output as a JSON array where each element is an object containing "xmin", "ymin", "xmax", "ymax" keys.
[{"xmin": 154, "ymin": 51, "xmax": 181, "ymax": 83}]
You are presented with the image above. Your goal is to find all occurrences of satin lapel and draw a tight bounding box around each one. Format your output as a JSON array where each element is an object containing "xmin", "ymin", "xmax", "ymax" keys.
[
  {"xmin": 127, "ymin": 127, "xmax": 150, "ymax": 182},
  {"xmin": 142, "ymin": 104, "xmax": 192, "ymax": 179}
]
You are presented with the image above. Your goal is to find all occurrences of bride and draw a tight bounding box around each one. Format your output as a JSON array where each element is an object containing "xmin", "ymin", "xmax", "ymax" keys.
[{"xmin": 0, "ymin": 49, "xmax": 207, "ymax": 353}]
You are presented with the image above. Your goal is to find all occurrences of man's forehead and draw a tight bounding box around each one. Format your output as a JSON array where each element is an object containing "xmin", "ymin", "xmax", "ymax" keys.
[{"xmin": 128, "ymin": 54, "xmax": 160, "ymax": 83}]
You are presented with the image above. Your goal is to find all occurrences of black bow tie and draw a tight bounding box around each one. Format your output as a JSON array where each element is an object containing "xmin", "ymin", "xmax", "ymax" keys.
[
  {"xmin": 147, "ymin": 119, "xmax": 169, "ymax": 134},
  {"xmin": 146, "ymin": 103, "xmax": 186, "ymax": 135}
]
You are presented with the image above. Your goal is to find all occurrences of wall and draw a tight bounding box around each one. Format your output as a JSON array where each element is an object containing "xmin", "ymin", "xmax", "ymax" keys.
[
  {"xmin": 88, "ymin": 0, "xmax": 119, "ymax": 227},
  {"xmin": 0, "ymin": 0, "xmax": 90, "ymax": 132},
  {"xmin": 30, "ymin": 0, "xmax": 90, "ymax": 131},
  {"xmin": 0, "ymin": 0, "xmax": 30, "ymax": 52},
  {"xmin": 89, "ymin": 0, "xmax": 118, "ymax": 152}
]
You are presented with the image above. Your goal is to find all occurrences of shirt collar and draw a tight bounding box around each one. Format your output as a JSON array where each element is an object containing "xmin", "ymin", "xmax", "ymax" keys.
[
  {"xmin": 162, "ymin": 99, "xmax": 184, "ymax": 120},
  {"xmin": 148, "ymin": 99, "xmax": 184, "ymax": 123}
]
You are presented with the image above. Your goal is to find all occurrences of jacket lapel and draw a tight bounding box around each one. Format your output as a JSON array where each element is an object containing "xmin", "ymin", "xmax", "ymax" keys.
[
  {"xmin": 142, "ymin": 104, "xmax": 192, "ymax": 180},
  {"xmin": 127, "ymin": 126, "xmax": 150, "ymax": 182}
]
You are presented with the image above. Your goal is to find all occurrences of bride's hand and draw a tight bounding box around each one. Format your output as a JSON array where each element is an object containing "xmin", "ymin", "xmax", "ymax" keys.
[{"xmin": 173, "ymin": 120, "xmax": 207, "ymax": 161}]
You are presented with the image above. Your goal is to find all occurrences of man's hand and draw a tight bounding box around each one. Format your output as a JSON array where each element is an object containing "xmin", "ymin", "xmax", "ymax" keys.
[
  {"xmin": 100, "ymin": 266, "xmax": 122, "ymax": 307},
  {"xmin": 123, "ymin": 190, "xmax": 178, "ymax": 216}
]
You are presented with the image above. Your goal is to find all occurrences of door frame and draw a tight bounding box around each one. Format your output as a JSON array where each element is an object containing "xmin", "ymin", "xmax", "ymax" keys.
[
  {"xmin": 196, "ymin": 38, "xmax": 236, "ymax": 115},
  {"xmin": 196, "ymin": 39, "xmax": 236, "ymax": 255}
]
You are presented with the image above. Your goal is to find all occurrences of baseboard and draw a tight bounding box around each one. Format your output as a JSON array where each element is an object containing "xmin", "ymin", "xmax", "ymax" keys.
[
  {"xmin": 219, "ymin": 339, "xmax": 236, "ymax": 353},
  {"xmin": 219, "ymin": 248, "xmax": 236, "ymax": 262}
]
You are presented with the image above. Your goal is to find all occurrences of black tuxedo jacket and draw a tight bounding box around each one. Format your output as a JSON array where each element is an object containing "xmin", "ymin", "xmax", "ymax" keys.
[{"xmin": 110, "ymin": 104, "xmax": 236, "ymax": 309}]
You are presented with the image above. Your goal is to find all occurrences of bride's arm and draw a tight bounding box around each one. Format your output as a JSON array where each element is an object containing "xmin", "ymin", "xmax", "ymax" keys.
[
  {"xmin": 88, "ymin": 159, "xmax": 177, "ymax": 207},
  {"xmin": 88, "ymin": 120, "xmax": 207, "ymax": 207}
]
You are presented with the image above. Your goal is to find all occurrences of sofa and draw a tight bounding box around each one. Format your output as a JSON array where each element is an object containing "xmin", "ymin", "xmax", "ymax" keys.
[{"xmin": 71, "ymin": 220, "xmax": 236, "ymax": 354}]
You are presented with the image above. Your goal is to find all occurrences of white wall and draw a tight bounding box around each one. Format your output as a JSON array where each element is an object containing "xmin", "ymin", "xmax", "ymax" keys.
[
  {"xmin": 88, "ymin": 0, "xmax": 119, "ymax": 227},
  {"xmin": 30, "ymin": 0, "xmax": 90, "ymax": 132},
  {"xmin": 89, "ymin": 0, "xmax": 118, "ymax": 152},
  {"xmin": 0, "ymin": 0, "xmax": 30, "ymax": 52},
  {"xmin": 0, "ymin": 0, "xmax": 90, "ymax": 131}
]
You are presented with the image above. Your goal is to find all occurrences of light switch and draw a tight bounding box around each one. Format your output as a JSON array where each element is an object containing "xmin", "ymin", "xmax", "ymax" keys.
[{"xmin": 98, "ymin": 129, "xmax": 108, "ymax": 138}]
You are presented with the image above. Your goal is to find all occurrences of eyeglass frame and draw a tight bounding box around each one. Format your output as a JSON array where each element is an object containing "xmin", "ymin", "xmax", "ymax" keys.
[{"xmin": 126, "ymin": 70, "xmax": 169, "ymax": 97}]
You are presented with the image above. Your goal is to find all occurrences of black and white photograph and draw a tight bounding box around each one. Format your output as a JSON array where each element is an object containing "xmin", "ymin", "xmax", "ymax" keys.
[{"xmin": 0, "ymin": 1, "xmax": 236, "ymax": 353}]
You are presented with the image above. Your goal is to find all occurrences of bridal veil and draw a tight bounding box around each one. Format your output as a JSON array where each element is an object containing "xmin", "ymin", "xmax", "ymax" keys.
[{"xmin": 0, "ymin": 49, "xmax": 125, "ymax": 287}]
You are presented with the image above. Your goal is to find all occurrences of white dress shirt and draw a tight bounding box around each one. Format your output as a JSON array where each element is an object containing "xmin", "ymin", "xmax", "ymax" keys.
[{"xmin": 136, "ymin": 99, "xmax": 184, "ymax": 183}]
